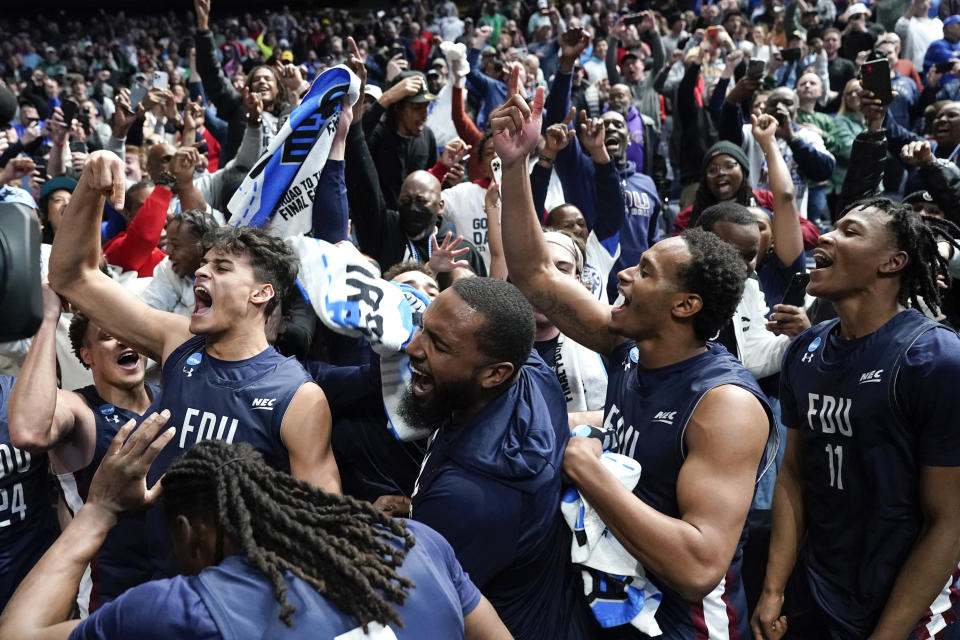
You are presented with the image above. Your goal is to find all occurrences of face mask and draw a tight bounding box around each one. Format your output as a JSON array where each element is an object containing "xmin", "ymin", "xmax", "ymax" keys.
[{"xmin": 398, "ymin": 200, "xmax": 438, "ymax": 240}]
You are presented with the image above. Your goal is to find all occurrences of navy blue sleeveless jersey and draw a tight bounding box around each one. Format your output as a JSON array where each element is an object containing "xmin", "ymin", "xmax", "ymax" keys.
[
  {"xmin": 58, "ymin": 383, "xmax": 159, "ymax": 610},
  {"xmin": 68, "ymin": 520, "xmax": 481, "ymax": 640},
  {"xmin": 144, "ymin": 335, "xmax": 312, "ymax": 577},
  {"xmin": 603, "ymin": 341, "xmax": 777, "ymax": 639},
  {"xmin": 0, "ymin": 375, "xmax": 58, "ymax": 609},
  {"xmin": 780, "ymin": 309, "xmax": 960, "ymax": 637}
]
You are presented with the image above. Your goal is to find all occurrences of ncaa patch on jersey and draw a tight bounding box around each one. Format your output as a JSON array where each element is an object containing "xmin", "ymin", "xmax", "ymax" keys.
[
  {"xmin": 807, "ymin": 336, "xmax": 821, "ymax": 352},
  {"xmin": 99, "ymin": 404, "xmax": 115, "ymax": 416},
  {"xmin": 186, "ymin": 352, "xmax": 203, "ymax": 366}
]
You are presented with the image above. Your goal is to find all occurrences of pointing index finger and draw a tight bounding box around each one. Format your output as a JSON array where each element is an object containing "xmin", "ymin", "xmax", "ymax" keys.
[{"xmin": 507, "ymin": 64, "xmax": 521, "ymax": 98}]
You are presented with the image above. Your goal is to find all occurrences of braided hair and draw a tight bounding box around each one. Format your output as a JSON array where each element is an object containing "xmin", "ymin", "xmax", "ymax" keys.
[
  {"xmin": 161, "ymin": 441, "xmax": 415, "ymax": 630},
  {"xmin": 840, "ymin": 198, "xmax": 960, "ymax": 316}
]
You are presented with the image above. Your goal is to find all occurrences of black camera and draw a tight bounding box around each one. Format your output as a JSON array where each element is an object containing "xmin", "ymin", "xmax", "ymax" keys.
[{"xmin": 0, "ymin": 203, "xmax": 42, "ymax": 341}]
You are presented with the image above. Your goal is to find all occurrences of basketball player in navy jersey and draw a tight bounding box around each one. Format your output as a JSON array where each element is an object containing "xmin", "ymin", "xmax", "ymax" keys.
[
  {"xmin": 494, "ymin": 68, "xmax": 778, "ymax": 637},
  {"xmin": 8, "ymin": 284, "xmax": 156, "ymax": 613},
  {"xmin": 752, "ymin": 198, "xmax": 960, "ymax": 639},
  {"xmin": 48, "ymin": 151, "xmax": 339, "ymax": 494},
  {"xmin": 0, "ymin": 375, "xmax": 58, "ymax": 612},
  {"xmin": 0, "ymin": 413, "xmax": 513, "ymax": 640}
]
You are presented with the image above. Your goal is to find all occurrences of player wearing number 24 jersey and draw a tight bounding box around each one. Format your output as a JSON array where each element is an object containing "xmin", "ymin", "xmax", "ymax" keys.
[{"xmin": 0, "ymin": 375, "xmax": 58, "ymax": 609}]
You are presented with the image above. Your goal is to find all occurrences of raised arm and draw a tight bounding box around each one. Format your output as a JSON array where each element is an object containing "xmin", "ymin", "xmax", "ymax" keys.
[
  {"xmin": 311, "ymin": 95, "xmax": 352, "ymax": 243},
  {"xmin": 0, "ymin": 412, "xmax": 173, "ymax": 640},
  {"xmin": 344, "ymin": 121, "xmax": 389, "ymax": 261},
  {"xmin": 494, "ymin": 68, "xmax": 623, "ymax": 357},
  {"xmin": 194, "ymin": 0, "xmax": 242, "ymax": 119},
  {"xmin": 754, "ymin": 114, "xmax": 802, "ymax": 267},
  {"xmin": 8, "ymin": 284, "xmax": 94, "ymax": 455},
  {"xmin": 580, "ymin": 112, "xmax": 625, "ymax": 245},
  {"xmin": 48, "ymin": 152, "xmax": 192, "ymax": 364}
]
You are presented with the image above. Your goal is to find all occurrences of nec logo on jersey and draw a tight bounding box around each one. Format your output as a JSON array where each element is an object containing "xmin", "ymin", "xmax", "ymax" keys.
[
  {"xmin": 859, "ymin": 369, "xmax": 883, "ymax": 384},
  {"xmin": 652, "ymin": 411, "xmax": 677, "ymax": 425},
  {"xmin": 251, "ymin": 398, "xmax": 277, "ymax": 410}
]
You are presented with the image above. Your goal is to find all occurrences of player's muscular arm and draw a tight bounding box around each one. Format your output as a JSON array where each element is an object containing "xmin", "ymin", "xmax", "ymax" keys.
[
  {"xmin": 564, "ymin": 385, "xmax": 769, "ymax": 601},
  {"xmin": 869, "ymin": 466, "xmax": 960, "ymax": 639},
  {"xmin": 493, "ymin": 70, "xmax": 625, "ymax": 358},
  {"xmin": 49, "ymin": 151, "xmax": 192, "ymax": 364},
  {"xmin": 8, "ymin": 284, "xmax": 96, "ymax": 463},
  {"xmin": 281, "ymin": 382, "xmax": 341, "ymax": 493}
]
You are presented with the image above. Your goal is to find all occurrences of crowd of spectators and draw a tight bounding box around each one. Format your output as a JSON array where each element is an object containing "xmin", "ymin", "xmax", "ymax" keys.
[{"xmin": 1, "ymin": 0, "xmax": 960, "ymax": 637}]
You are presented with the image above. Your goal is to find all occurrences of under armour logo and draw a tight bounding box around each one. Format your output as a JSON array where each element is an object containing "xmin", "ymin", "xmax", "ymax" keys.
[
  {"xmin": 107, "ymin": 415, "xmax": 121, "ymax": 424},
  {"xmin": 801, "ymin": 352, "xmax": 814, "ymax": 363},
  {"xmin": 183, "ymin": 366, "xmax": 195, "ymax": 377}
]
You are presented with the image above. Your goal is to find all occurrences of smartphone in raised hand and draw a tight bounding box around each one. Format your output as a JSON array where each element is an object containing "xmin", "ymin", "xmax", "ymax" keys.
[{"xmin": 860, "ymin": 58, "xmax": 894, "ymax": 104}]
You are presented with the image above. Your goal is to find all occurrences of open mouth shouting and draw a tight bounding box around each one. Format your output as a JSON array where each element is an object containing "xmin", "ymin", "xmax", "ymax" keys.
[
  {"xmin": 193, "ymin": 284, "xmax": 213, "ymax": 318},
  {"xmin": 811, "ymin": 248, "xmax": 834, "ymax": 272},
  {"xmin": 612, "ymin": 289, "xmax": 631, "ymax": 315},
  {"xmin": 409, "ymin": 359, "xmax": 435, "ymax": 399},
  {"xmin": 605, "ymin": 134, "xmax": 621, "ymax": 153},
  {"xmin": 116, "ymin": 348, "xmax": 141, "ymax": 371}
]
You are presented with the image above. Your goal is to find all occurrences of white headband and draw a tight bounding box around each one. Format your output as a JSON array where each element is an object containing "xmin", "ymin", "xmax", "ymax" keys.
[{"xmin": 544, "ymin": 231, "xmax": 584, "ymax": 276}]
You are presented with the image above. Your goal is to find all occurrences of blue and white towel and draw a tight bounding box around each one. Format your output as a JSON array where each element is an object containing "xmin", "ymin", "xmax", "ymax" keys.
[
  {"xmin": 287, "ymin": 236, "xmax": 432, "ymax": 442},
  {"xmin": 229, "ymin": 65, "xmax": 360, "ymax": 238},
  {"xmin": 560, "ymin": 451, "xmax": 662, "ymax": 635}
]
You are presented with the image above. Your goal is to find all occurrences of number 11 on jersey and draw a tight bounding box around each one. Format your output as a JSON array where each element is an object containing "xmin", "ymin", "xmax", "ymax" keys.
[{"xmin": 825, "ymin": 444, "xmax": 844, "ymax": 490}]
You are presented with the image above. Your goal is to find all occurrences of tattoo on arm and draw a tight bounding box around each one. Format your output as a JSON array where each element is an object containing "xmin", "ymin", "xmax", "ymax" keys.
[{"xmin": 528, "ymin": 290, "xmax": 612, "ymax": 351}]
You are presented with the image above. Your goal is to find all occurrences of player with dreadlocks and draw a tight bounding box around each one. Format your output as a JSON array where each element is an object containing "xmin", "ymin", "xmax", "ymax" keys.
[
  {"xmin": 752, "ymin": 198, "xmax": 960, "ymax": 639},
  {"xmin": 0, "ymin": 412, "xmax": 512, "ymax": 640}
]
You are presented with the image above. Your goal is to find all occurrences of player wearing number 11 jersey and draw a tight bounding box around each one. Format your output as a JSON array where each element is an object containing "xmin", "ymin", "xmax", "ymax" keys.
[{"xmin": 754, "ymin": 199, "xmax": 960, "ymax": 639}]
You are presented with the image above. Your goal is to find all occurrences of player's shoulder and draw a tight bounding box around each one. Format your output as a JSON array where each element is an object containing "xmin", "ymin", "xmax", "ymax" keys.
[
  {"xmin": 71, "ymin": 575, "xmax": 219, "ymax": 640},
  {"xmin": 902, "ymin": 323, "xmax": 960, "ymax": 375}
]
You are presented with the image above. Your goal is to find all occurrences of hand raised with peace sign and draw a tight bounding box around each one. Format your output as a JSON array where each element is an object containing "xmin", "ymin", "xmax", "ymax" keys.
[{"xmin": 489, "ymin": 66, "xmax": 545, "ymax": 168}]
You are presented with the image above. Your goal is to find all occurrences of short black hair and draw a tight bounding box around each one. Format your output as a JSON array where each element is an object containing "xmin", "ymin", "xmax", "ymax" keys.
[
  {"xmin": 450, "ymin": 278, "xmax": 534, "ymax": 380},
  {"xmin": 202, "ymin": 226, "xmax": 299, "ymax": 318},
  {"xmin": 382, "ymin": 260, "xmax": 435, "ymax": 282},
  {"xmin": 695, "ymin": 201, "xmax": 758, "ymax": 232},
  {"xmin": 68, "ymin": 312, "xmax": 92, "ymax": 369},
  {"xmin": 168, "ymin": 209, "xmax": 219, "ymax": 246},
  {"xmin": 839, "ymin": 197, "xmax": 960, "ymax": 315},
  {"xmin": 676, "ymin": 229, "xmax": 748, "ymax": 341}
]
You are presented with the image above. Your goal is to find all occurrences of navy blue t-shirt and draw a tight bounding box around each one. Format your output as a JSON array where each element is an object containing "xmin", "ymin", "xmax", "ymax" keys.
[
  {"xmin": 780, "ymin": 310, "xmax": 960, "ymax": 637},
  {"xmin": 69, "ymin": 521, "xmax": 480, "ymax": 639},
  {"xmin": 0, "ymin": 375, "xmax": 58, "ymax": 609},
  {"xmin": 603, "ymin": 341, "xmax": 777, "ymax": 639},
  {"xmin": 411, "ymin": 353, "xmax": 592, "ymax": 640}
]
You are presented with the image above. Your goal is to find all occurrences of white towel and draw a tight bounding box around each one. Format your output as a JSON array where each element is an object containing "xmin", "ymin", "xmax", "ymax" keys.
[
  {"xmin": 560, "ymin": 451, "xmax": 662, "ymax": 635},
  {"xmin": 555, "ymin": 333, "xmax": 608, "ymax": 412},
  {"xmin": 288, "ymin": 236, "xmax": 431, "ymax": 442}
]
